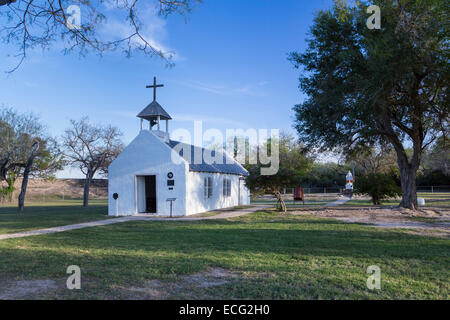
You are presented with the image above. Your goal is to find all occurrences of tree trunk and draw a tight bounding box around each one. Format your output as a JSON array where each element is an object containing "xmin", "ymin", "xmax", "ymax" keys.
[
  {"xmin": 18, "ymin": 142, "xmax": 39, "ymax": 211},
  {"xmin": 274, "ymin": 190, "xmax": 287, "ymax": 213},
  {"xmin": 398, "ymin": 164, "xmax": 418, "ymax": 210},
  {"xmin": 372, "ymin": 195, "xmax": 380, "ymax": 205},
  {"xmin": 389, "ymin": 135, "xmax": 420, "ymax": 210},
  {"xmin": 18, "ymin": 171, "xmax": 30, "ymax": 211},
  {"xmin": 83, "ymin": 172, "xmax": 93, "ymax": 208},
  {"xmin": 395, "ymin": 148, "xmax": 418, "ymax": 210}
]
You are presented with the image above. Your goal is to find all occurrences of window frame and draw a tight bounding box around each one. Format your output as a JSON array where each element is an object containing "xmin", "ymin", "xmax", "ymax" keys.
[
  {"xmin": 204, "ymin": 177, "xmax": 213, "ymax": 198},
  {"xmin": 223, "ymin": 178, "xmax": 231, "ymax": 197}
]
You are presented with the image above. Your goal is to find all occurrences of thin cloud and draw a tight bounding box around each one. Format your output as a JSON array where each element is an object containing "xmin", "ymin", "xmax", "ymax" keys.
[
  {"xmin": 176, "ymin": 80, "xmax": 227, "ymax": 95},
  {"xmin": 23, "ymin": 81, "xmax": 41, "ymax": 88},
  {"xmin": 173, "ymin": 114, "xmax": 246, "ymax": 127},
  {"xmin": 98, "ymin": 4, "xmax": 181, "ymax": 61},
  {"xmin": 178, "ymin": 80, "xmax": 268, "ymax": 96}
]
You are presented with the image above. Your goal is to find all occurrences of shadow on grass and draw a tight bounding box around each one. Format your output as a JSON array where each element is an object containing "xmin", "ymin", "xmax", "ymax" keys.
[
  {"xmin": 3, "ymin": 218, "xmax": 448, "ymax": 260},
  {"xmin": 0, "ymin": 217, "xmax": 448, "ymax": 299},
  {"xmin": 0, "ymin": 204, "xmax": 108, "ymax": 234}
]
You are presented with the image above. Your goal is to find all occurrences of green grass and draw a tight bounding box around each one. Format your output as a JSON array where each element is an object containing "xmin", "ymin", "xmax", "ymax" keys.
[
  {"xmin": 251, "ymin": 200, "xmax": 333, "ymax": 206},
  {"xmin": 406, "ymin": 216, "xmax": 444, "ymax": 224},
  {"xmin": 341, "ymin": 199, "xmax": 400, "ymax": 206},
  {"xmin": 417, "ymin": 192, "xmax": 450, "ymax": 199},
  {"xmin": 0, "ymin": 210, "xmax": 448, "ymax": 299},
  {"xmin": 0, "ymin": 200, "xmax": 109, "ymax": 235}
]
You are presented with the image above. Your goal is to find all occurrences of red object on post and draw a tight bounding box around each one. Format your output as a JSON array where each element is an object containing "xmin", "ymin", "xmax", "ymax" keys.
[{"xmin": 294, "ymin": 187, "xmax": 304, "ymax": 201}]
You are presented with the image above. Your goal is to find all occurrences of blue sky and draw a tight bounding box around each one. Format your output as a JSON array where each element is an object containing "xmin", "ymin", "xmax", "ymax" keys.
[{"xmin": 0, "ymin": 0, "xmax": 334, "ymax": 177}]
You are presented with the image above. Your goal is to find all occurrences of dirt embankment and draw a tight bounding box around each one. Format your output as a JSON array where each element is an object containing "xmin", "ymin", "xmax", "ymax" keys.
[
  {"xmin": 291, "ymin": 206, "xmax": 450, "ymax": 237},
  {"xmin": 1, "ymin": 178, "xmax": 108, "ymax": 199}
]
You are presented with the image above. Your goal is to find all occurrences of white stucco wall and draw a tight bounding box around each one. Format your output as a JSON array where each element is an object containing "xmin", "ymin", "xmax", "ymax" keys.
[
  {"xmin": 185, "ymin": 172, "xmax": 250, "ymax": 215},
  {"xmin": 108, "ymin": 130, "xmax": 188, "ymax": 216},
  {"xmin": 239, "ymin": 179, "xmax": 251, "ymax": 206}
]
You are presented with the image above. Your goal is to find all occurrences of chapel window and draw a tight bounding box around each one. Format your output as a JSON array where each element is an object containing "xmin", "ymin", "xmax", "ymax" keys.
[
  {"xmin": 223, "ymin": 178, "xmax": 231, "ymax": 197},
  {"xmin": 204, "ymin": 177, "xmax": 213, "ymax": 198}
]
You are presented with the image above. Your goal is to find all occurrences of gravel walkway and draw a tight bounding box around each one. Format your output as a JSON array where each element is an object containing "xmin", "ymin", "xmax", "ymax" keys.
[
  {"xmin": 0, "ymin": 205, "xmax": 271, "ymax": 241},
  {"xmin": 324, "ymin": 196, "xmax": 352, "ymax": 206}
]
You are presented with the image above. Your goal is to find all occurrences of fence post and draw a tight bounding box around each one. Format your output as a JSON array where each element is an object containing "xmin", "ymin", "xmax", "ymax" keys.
[{"xmin": 431, "ymin": 186, "xmax": 434, "ymax": 193}]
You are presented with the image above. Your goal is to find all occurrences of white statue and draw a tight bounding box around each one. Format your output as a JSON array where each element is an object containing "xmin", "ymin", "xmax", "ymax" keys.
[{"xmin": 345, "ymin": 171, "xmax": 354, "ymax": 191}]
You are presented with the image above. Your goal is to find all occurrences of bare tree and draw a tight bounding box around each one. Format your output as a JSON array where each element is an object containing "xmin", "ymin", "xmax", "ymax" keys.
[
  {"xmin": 62, "ymin": 117, "xmax": 124, "ymax": 207},
  {"xmin": 0, "ymin": 0, "xmax": 202, "ymax": 72},
  {"xmin": 422, "ymin": 137, "xmax": 450, "ymax": 175},
  {"xmin": 347, "ymin": 146, "xmax": 398, "ymax": 175}
]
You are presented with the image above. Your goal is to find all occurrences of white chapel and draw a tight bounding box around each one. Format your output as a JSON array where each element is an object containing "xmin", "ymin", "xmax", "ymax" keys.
[{"xmin": 108, "ymin": 78, "xmax": 250, "ymax": 216}]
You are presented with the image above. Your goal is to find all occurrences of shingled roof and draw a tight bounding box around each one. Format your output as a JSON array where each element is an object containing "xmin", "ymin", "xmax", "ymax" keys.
[
  {"xmin": 168, "ymin": 140, "xmax": 249, "ymax": 176},
  {"xmin": 137, "ymin": 101, "xmax": 172, "ymax": 121}
]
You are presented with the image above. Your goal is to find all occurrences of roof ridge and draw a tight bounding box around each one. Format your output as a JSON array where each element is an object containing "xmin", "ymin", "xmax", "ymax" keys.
[
  {"xmin": 167, "ymin": 140, "xmax": 248, "ymax": 176},
  {"xmin": 137, "ymin": 100, "xmax": 172, "ymax": 120}
]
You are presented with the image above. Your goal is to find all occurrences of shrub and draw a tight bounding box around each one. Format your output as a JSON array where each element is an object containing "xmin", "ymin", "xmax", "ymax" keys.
[{"xmin": 355, "ymin": 172, "xmax": 402, "ymax": 205}]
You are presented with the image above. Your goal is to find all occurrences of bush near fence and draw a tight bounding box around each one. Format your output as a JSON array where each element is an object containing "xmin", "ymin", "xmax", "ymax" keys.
[{"xmin": 281, "ymin": 186, "xmax": 450, "ymax": 195}]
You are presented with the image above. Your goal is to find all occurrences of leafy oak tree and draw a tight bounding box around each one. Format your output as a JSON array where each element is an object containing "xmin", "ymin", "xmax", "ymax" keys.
[
  {"xmin": 245, "ymin": 133, "xmax": 311, "ymax": 213},
  {"xmin": 289, "ymin": 0, "xmax": 449, "ymax": 209}
]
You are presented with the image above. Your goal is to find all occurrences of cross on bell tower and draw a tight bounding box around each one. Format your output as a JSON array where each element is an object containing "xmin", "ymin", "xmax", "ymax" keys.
[
  {"xmin": 137, "ymin": 77, "xmax": 172, "ymax": 137},
  {"xmin": 146, "ymin": 76, "xmax": 164, "ymax": 101}
]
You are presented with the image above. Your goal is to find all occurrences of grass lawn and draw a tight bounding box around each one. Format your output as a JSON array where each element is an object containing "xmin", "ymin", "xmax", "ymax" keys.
[
  {"xmin": 418, "ymin": 192, "xmax": 450, "ymax": 199},
  {"xmin": 251, "ymin": 200, "xmax": 333, "ymax": 207},
  {"xmin": 0, "ymin": 210, "xmax": 448, "ymax": 299},
  {"xmin": 342, "ymin": 199, "xmax": 400, "ymax": 206},
  {"xmin": 0, "ymin": 200, "xmax": 109, "ymax": 235}
]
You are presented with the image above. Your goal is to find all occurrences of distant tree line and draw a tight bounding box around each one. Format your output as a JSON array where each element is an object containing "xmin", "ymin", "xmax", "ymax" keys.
[{"xmin": 244, "ymin": 132, "xmax": 449, "ymax": 210}]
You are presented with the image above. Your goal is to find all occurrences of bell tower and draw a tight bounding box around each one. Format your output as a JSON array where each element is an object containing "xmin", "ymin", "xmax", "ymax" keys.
[{"xmin": 137, "ymin": 77, "xmax": 172, "ymax": 141}]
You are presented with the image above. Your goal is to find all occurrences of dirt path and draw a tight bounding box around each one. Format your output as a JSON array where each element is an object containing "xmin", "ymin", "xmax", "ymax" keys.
[
  {"xmin": 324, "ymin": 196, "xmax": 352, "ymax": 206},
  {"xmin": 291, "ymin": 206, "xmax": 450, "ymax": 236},
  {"xmin": 0, "ymin": 205, "xmax": 271, "ymax": 241}
]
